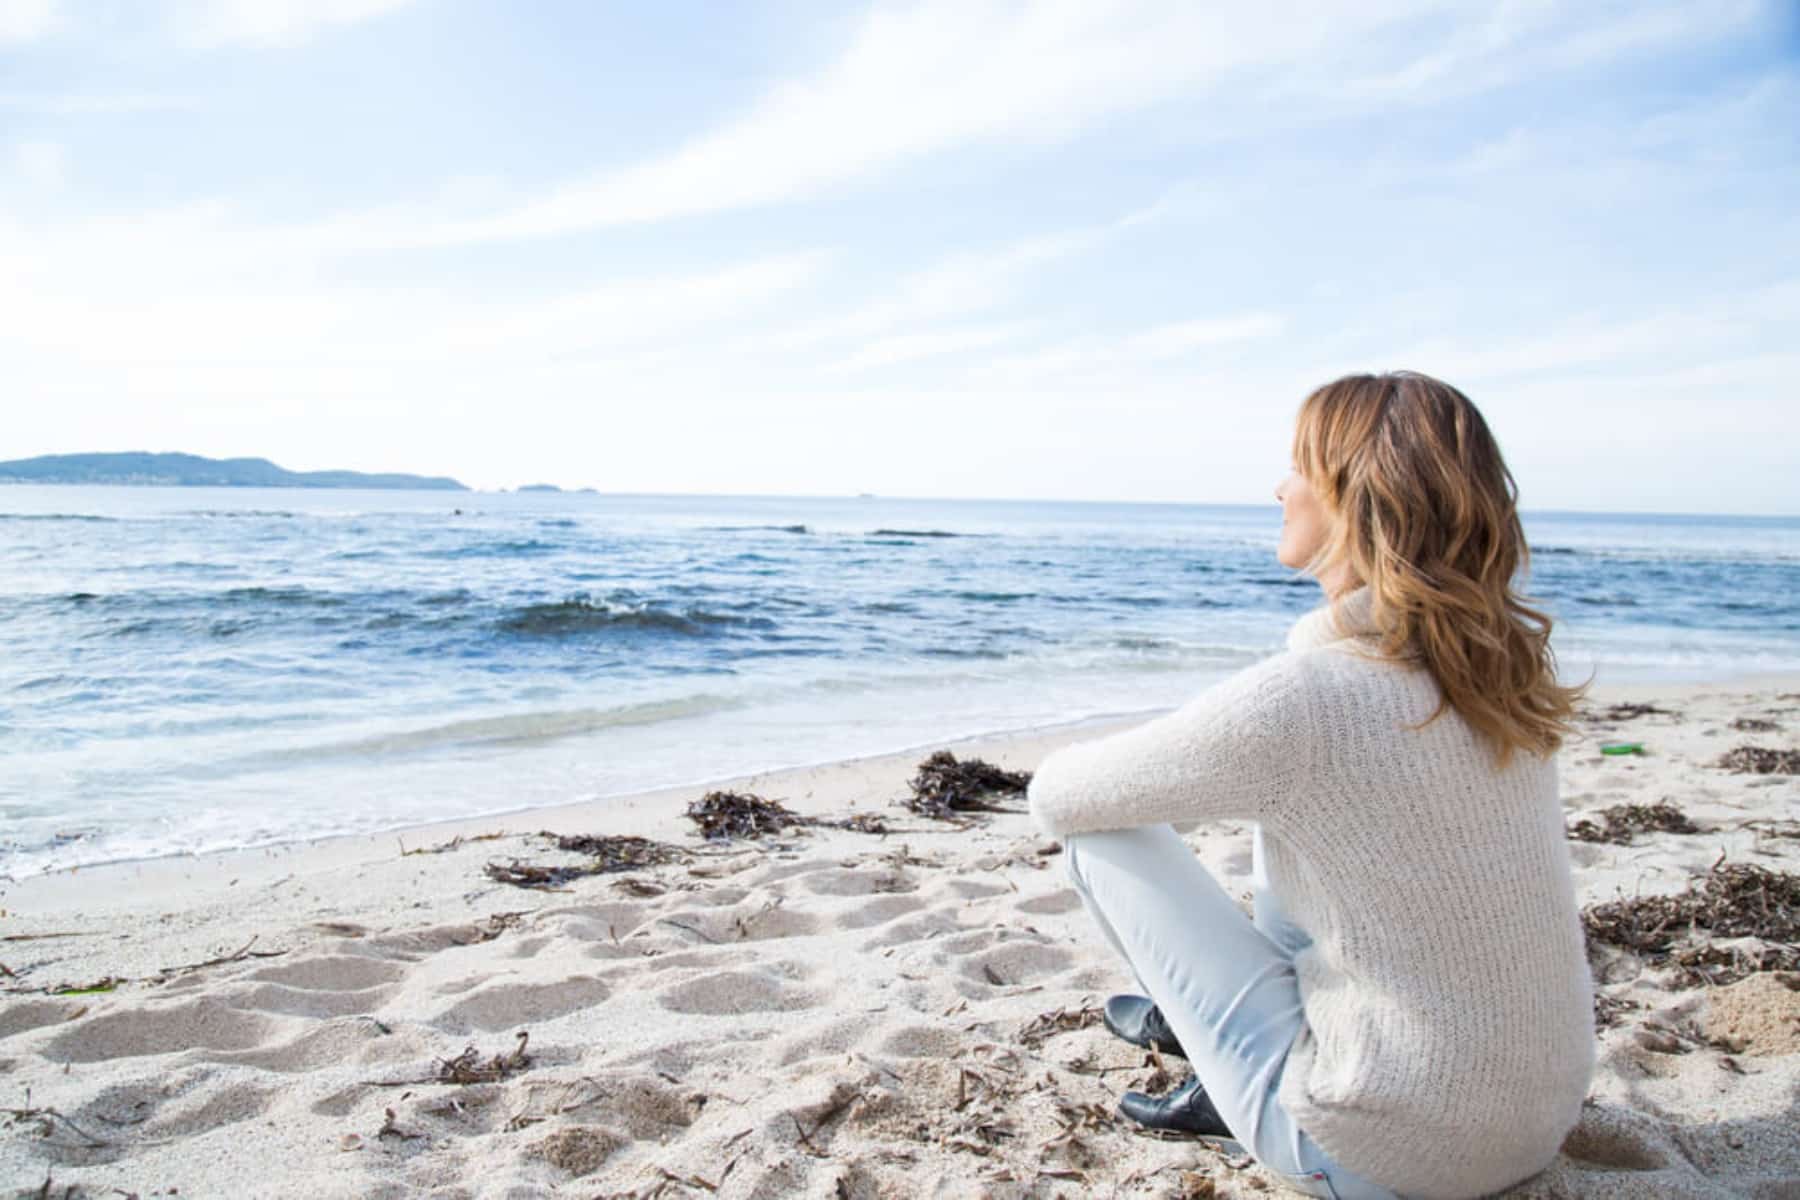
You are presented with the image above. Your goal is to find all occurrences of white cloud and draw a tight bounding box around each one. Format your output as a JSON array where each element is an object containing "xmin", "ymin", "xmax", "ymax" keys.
[
  {"xmin": 0, "ymin": 92, "xmax": 199, "ymax": 114},
  {"xmin": 1380, "ymin": 281, "xmax": 1800, "ymax": 384},
  {"xmin": 1284, "ymin": 0, "xmax": 1766, "ymax": 109},
  {"xmin": 972, "ymin": 311, "xmax": 1285, "ymax": 383},
  {"xmin": 0, "ymin": 0, "xmax": 57, "ymax": 44},
  {"xmin": 388, "ymin": 1, "xmax": 1461, "ymax": 243},
  {"xmin": 172, "ymin": 0, "xmax": 417, "ymax": 48},
  {"xmin": 741, "ymin": 190, "xmax": 1196, "ymax": 360},
  {"xmin": 11, "ymin": 139, "xmax": 67, "ymax": 190},
  {"xmin": 0, "ymin": 248, "xmax": 827, "ymax": 368},
  {"xmin": 824, "ymin": 322, "xmax": 1035, "ymax": 373}
]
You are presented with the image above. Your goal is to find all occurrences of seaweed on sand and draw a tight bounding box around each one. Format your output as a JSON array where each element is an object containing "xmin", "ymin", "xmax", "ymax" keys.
[
  {"xmin": 1567, "ymin": 801, "xmax": 1700, "ymax": 844},
  {"xmin": 684, "ymin": 790, "xmax": 890, "ymax": 840},
  {"xmin": 686, "ymin": 790, "xmax": 810, "ymax": 840},
  {"xmin": 1714, "ymin": 745, "xmax": 1800, "ymax": 775},
  {"xmin": 1583, "ymin": 861, "xmax": 1800, "ymax": 985},
  {"xmin": 484, "ymin": 833, "xmax": 684, "ymax": 889},
  {"xmin": 1584, "ymin": 702, "xmax": 1674, "ymax": 722},
  {"xmin": 903, "ymin": 751, "xmax": 1031, "ymax": 821}
]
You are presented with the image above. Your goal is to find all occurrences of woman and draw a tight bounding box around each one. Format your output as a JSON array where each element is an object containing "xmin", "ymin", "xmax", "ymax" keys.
[{"xmin": 1027, "ymin": 371, "xmax": 1595, "ymax": 1200}]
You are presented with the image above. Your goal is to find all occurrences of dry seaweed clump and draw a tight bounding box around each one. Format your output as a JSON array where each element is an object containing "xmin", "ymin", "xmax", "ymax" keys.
[
  {"xmin": 904, "ymin": 751, "xmax": 1032, "ymax": 821},
  {"xmin": 485, "ymin": 833, "xmax": 684, "ymax": 889},
  {"xmin": 1586, "ymin": 702, "xmax": 1674, "ymax": 721},
  {"xmin": 684, "ymin": 789, "xmax": 892, "ymax": 841},
  {"xmin": 1568, "ymin": 801, "xmax": 1700, "ymax": 844},
  {"xmin": 1583, "ymin": 862, "xmax": 1800, "ymax": 985},
  {"xmin": 687, "ymin": 790, "xmax": 811, "ymax": 840},
  {"xmin": 1714, "ymin": 745, "xmax": 1800, "ymax": 775}
]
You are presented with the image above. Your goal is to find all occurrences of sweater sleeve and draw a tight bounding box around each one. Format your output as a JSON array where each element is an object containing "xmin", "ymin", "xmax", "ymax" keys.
[{"xmin": 1026, "ymin": 652, "xmax": 1315, "ymax": 837}]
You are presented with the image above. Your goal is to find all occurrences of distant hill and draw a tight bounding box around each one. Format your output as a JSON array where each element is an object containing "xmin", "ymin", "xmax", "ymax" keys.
[{"xmin": 0, "ymin": 452, "xmax": 468, "ymax": 491}]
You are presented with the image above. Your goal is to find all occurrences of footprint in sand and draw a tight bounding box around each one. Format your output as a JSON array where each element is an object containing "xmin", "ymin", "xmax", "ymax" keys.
[
  {"xmin": 250, "ymin": 955, "xmax": 403, "ymax": 991},
  {"xmin": 1014, "ymin": 888, "xmax": 1082, "ymax": 916},
  {"xmin": 957, "ymin": 939, "xmax": 1075, "ymax": 989},
  {"xmin": 226, "ymin": 980, "xmax": 396, "ymax": 1019},
  {"xmin": 878, "ymin": 1023, "xmax": 966, "ymax": 1059},
  {"xmin": 770, "ymin": 1015, "xmax": 874, "ymax": 1066},
  {"xmin": 649, "ymin": 901, "xmax": 825, "ymax": 944},
  {"xmin": 656, "ymin": 967, "xmax": 820, "ymax": 1015},
  {"xmin": 632, "ymin": 947, "xmax": 757, "ymax": 975},
  {"xmin": 210, "ymin": 1017, "xmax": 390, "ymax": 1073},
  {"xmin": 524, "ymin": 1073, "xmax": 696, "ymax": 1140},
  {"xmin": 46, "ymin": 997, "xmax": 273, "ymax": 1063},
  {"xmin": 939, "ymin": 878, "xmax": 1012, "ymax": 900},
  {"xmin": 1560, "ymin": 1107, "xmax": 1671, "ymax": 1172},
  {"xmin": 799, "ymin": 866, "xmax": 918, "ymax": 896},
  {"xmin": 858, "ymin": 912, "xmax": 969, "ymax": 953},
  {"xmin": 836, "ymin": 893, "xmax": 929, "ymax": 930},
  {"xmin": 220, "ymin": 954, "xmax": 408, "ymax": 1019},
  {"xmin": 433, "ymin": 975, "xmax": 614, "ymax": 1034},
  {"xmin": 540, "ymin": 900, "xmax": 660, "ymax": 944},
  {"xmin": 0, "ymin": 998, "xmax": 85, "ymax": 1041}
]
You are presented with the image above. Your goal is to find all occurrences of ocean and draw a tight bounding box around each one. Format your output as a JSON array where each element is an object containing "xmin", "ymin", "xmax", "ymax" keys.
[{"xmin": 2, "ymin": 486, "xmax": 1796, "ymax": 878}]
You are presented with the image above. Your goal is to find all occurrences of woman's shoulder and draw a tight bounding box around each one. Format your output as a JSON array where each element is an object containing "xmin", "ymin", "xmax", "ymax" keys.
[{"xmin": 1277, "ymin": 640, "xmax": 1443, "ymax": 716}]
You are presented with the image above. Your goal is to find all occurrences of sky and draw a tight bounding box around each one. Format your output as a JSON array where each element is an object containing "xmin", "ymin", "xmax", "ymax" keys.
[{"xmin": 2, "ymin": 1, "xmax": 1797, "ymax": 512}]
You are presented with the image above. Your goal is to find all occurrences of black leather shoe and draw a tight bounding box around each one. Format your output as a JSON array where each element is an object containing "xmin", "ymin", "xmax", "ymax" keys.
[
  {"xmin": 1103, "ymin": 994, "xmax": 1186, "ymax": 1058},
  {"xmin": 1117, "ymin": 1074, "xmax": 1232, "ymax": 1138}
]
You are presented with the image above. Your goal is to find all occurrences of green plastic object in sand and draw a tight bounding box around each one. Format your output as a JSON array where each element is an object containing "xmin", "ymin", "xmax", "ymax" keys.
[{"xmin": 1599, "ymin": 742, "xmax": 1645, "ymax": 756}]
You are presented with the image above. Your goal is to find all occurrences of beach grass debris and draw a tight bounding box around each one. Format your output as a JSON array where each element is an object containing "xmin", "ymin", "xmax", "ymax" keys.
[
  {"xmin": 1729, "ymin": 717, "xmax": 1781, "ymax": 733},
  {"xmin": 377, "ymin": 1106, "xmax": 422, "ymax": 1142},
  {"xmin": 1017, "ymin": 1003, "xmax": 1104, "ymax": 1049},
  {"xmin": 1714, "ymin": 745, "xmax": 1800, "ymax": 775},
  {"xmin": 438, "ymin": 1031, "xmax": 532, "ymax": 1085},
  {"xmin": 1593, "ymin": 992, "xmax": 1642, "ymax": 1029},
  {"xmin": 1567, "ymin": 801, "xmax": 1700, "ymax": 845},
  {"xmin": 903, "ymin": 751, "xmax": 1031, "ymax": 821},
  {"xmin": 400, "ymin": 830, "xmax": 507, "ymax": 856},
  {"xmin": 1585, "ymin": 702, "xmax": 1674, "ymax": 721},
  {"xmin": 835, "ymin": 811, "xmax": 891, "ymax": 834},
  {"xmin": 7, "ymin": 937, "xmax": 287, "ymax": 997},
  {"xmin": 3, "ymin": 1090, "xmax": 110, "ymax": 1151},
  {"xmin": 1746, "ymin": 819, "xmax": 1800, "ymax": 841},
  {"xmin": 1583, "ymin": 861, "xmax": 1800, "ymax": 985}
]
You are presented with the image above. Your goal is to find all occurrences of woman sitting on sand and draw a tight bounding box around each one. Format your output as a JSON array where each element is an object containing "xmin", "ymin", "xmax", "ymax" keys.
[{"xmin": 1027, "ymin": 371, "xmax": 1595, "ymax": 1200}]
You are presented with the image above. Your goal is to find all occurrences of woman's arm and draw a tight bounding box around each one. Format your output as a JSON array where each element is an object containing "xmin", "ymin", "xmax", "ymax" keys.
[{"xmin": 1027, "ymin": 651, "xmax": 1316, "ymax": 837}]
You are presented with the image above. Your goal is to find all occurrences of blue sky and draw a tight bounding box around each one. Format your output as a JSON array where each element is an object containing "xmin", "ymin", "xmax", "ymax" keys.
[{"xmin": 2, "ymin": 1, "xmax": 1796, "ymax": 512}]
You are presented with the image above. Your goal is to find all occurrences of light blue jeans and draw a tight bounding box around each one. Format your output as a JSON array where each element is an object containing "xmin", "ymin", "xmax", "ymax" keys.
[{"xmin": 1063, "ymin": 823, "xmax": 1403, "ymax": 1200}]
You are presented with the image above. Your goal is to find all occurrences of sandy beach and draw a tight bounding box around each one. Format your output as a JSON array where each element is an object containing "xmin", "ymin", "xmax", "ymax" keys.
[{"xmin": 3, "ymin": 677, "xmax": 1797, "ymax": 1199}]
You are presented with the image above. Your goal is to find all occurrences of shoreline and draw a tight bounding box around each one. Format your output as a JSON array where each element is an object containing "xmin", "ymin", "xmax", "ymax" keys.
[
  {"xmin": 12, "ymin": 665, "xmax": 1799, "ymax": 901},
  {"xmin": 0, "ymin": 712, "xmax": 1156, "ymax": 921}
]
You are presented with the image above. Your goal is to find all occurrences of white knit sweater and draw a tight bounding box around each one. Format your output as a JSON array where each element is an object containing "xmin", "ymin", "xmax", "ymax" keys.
[{"xmin": 1027, "ymin": 588, "xmax": 1595, "ymax": 1200}]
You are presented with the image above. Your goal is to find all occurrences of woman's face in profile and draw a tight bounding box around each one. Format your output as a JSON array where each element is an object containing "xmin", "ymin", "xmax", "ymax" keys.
[{"xmin": 1275, "ymin": 466, "xmax": 1331, "ymax": 572}]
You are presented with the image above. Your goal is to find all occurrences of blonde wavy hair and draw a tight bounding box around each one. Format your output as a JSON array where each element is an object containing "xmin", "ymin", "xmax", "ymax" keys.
[{"xmin": 1293, "ymin": 370, "xmax": 1585, "ymax": 764}]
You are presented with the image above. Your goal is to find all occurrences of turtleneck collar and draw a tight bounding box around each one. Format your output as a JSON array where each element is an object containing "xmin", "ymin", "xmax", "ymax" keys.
[{"xmin": 1286, "ymin": 584, "xmax": 1378, "ymax": 653}]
